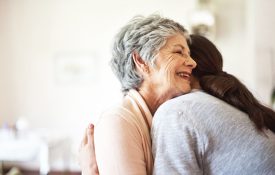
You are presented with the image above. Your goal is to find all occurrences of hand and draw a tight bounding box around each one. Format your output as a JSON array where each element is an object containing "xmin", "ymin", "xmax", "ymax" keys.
[{"xmin": 79, "ymin": 124, "xmax": 99, "ymax": 175}]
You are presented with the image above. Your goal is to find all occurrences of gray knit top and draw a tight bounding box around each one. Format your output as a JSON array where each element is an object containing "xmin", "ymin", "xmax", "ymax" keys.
[{"xmin": 152, "ymin": 90, "xmax": 275, "ymax": 175}]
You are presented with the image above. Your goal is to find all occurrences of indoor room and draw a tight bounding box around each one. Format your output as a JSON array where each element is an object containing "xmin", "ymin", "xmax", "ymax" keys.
[{"xmin": 0, "ymin": 0, "xmax": 274, "ymax": 174}]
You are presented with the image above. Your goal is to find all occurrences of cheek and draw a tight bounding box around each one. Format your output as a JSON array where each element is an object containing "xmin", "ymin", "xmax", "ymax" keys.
[
  {"xmin": 155, "ymin": 54, "xmax": 177, "ymax": 84},
  {"xmin": 162, "ymin": 63, "xmax": 176, "ymax": 84}
]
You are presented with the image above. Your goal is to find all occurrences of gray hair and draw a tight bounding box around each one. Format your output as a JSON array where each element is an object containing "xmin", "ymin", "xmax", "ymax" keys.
[{"xmin": 110, "ymin": 14, "xmax": 189, "ymax": 93}]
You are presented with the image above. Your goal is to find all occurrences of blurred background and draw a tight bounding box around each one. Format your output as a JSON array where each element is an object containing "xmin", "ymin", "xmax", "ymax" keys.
[{"xmin": 0, "ymin": 0, "xmax": 274, "ymax": 174}]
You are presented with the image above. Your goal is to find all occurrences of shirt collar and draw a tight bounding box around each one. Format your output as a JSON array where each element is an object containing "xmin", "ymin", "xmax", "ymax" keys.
[{"xmin": 128, "ymin": 89, "xmax": 153, "ymax": 128}]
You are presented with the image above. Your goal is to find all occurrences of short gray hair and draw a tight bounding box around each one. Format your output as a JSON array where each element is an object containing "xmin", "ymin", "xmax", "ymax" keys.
[{"xmin": 110, "ymin": 14, "xmax": 189, "ymax": 93}]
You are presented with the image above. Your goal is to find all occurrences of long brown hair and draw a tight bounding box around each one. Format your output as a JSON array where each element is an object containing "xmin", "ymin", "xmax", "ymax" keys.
[{"xmin": 189, "ymin": 34, "xmax": 275, "ymax": 133}]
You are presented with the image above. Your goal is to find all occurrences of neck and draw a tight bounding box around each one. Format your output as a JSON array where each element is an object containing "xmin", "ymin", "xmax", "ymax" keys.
[{"xmin": 138, "ymin": 88, "xmax": 168, "ymax": 115}]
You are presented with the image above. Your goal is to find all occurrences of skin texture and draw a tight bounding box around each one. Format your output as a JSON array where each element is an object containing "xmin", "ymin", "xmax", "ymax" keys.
[{"xmin": 136, "ymin": 33, "xmax": 196, "ymax": 114}]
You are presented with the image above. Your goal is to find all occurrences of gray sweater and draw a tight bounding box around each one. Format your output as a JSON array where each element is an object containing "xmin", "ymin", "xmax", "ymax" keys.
[{"xmin": 152, "ymin": 90, "xmax": 275, "ymax": 175}]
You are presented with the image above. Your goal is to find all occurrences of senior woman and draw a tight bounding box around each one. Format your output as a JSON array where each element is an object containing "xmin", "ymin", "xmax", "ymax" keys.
[{"xmin": 79, "ymin": 14, "xmax": 196, "ymax": 175}]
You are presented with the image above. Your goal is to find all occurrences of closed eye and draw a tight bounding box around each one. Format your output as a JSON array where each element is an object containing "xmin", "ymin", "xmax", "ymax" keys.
[
  {"xmin": 175, "ymin": 51, "xmax": 189, "ymax": 58},
  {"xmin": 175, "ymin": 51, "xmax": 183, "ymax": 55}
]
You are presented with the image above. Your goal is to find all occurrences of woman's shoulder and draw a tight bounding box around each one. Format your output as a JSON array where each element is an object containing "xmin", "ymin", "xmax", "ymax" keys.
[
  {"xmin": 156, "ymin": 91, "xmax": 210, "ymax": 112},
  {"xmin": 98, "ymin": 104, "xmax": 136, "ymax": 123},
  {"xmin": 154, "ymin": 90, "xmax": 244, "ymax": 124},
  {"xmin": 93, "ymin": 106, "xmax": 137, "ymax": 136}
]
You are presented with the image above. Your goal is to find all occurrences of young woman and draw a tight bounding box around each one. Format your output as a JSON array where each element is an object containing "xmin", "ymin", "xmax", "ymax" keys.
[{"xmin": 152, "ymin": 35, "xmax": 275, "ymax": 175}]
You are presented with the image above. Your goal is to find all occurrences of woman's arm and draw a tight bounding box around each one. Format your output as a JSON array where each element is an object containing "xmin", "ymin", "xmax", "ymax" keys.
[{"xmin": 94, "ymin": 114, "xmax": 147, "ymax": 175}]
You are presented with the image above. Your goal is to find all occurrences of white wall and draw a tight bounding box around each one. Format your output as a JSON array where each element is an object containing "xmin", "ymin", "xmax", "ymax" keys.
[
  {"xmin": 214, "ymin": 0, "xmax": 251, "ymax": 84},
  {"xmin": 0, "ymin": 0, "xmax": 15, "ymax": 125},
  {"xmin": 253, "ymin": 0, "xmax": 275, "ymax": 104}
]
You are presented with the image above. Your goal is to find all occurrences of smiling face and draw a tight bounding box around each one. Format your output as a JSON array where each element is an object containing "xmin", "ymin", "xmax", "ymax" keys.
[{"xmin": 147, "ymin": 33, "xmax": 197, "ymax": 100}]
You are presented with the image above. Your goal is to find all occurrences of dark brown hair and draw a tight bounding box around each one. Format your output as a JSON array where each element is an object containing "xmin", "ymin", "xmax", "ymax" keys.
[{"xmin": 189, "ymin": 34, "xmax": 275, "ymax": 133}]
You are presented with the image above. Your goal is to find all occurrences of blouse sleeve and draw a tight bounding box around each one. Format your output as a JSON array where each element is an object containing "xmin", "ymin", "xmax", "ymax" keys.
[
  {"xmin": 152, "ymin": 110, "xmax": 205, "ymax": 175},
  {"xmin": 94, "ymin": 112, "xmax": 147, "ymax": 175}
]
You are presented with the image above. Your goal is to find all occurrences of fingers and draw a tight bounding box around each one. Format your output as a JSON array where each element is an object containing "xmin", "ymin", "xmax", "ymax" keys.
[
  {"xmin": 78, "ymin": 123, "xmax": 94, "ymax": 165},
  {"xmin": 78, "ymin": 123, "xmax": 99, "ymax": 175},
  {"xmin": 87, "ymin": 123, "xmax": 95, "ymax": 146},
  {"xmin": 80, "ymin": 123, "xmax": 94, "ymax": 150}
]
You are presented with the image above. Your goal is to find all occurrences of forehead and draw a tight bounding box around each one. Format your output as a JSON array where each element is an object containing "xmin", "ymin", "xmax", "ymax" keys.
[{"xmin": 164, "ymin": 33, "xmax": 189, "ymax": 51}]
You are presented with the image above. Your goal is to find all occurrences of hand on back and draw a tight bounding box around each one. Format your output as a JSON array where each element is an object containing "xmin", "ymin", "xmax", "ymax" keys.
[{"xmin": 79, "ymin": 124, "xmax": 99, "ymax": 175}]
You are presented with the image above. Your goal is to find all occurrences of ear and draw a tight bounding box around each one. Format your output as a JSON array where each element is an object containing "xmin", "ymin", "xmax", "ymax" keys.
[{"xmin": 132, "ymin": 51, "xmax": 149, "ymax": 74}]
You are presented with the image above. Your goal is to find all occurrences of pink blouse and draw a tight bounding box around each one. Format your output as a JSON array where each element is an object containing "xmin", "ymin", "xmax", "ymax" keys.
[{"xmin": 94, "ymin": 89, "xmax": 153, "ymax": 175}]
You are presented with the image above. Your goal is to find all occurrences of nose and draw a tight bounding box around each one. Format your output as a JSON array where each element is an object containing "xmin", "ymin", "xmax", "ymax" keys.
[{"xmin": 185, "ymin": 56, "xmax": 197, "ymax": 69}]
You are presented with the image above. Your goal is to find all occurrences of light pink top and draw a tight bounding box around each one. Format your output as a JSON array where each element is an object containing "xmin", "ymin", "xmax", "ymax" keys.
[{"xmin": 94, "ymin": 89, "xmax": 153, "ymax": 175}]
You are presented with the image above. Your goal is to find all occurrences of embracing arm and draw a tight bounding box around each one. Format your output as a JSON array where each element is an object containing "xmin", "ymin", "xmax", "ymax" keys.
[{"xmin": 94, "ymin": 113, "xmax": 147, "ymax": 175}]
